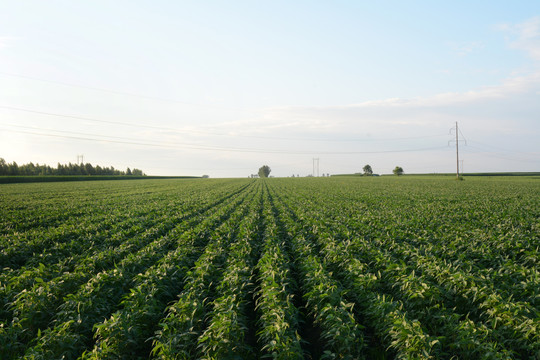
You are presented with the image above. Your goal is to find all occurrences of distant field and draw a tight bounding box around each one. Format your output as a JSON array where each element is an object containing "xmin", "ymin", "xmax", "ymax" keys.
[
  {"xmin": 0, "ymin": 177, "xmax": 538, "ymax": 359},
  {"xmin": 333, "ymin": 172, "xmax": 540, "ymax": 177},
  {"xmin": 0, "ymin": 175, "xmax": 200, "ymax": 184}
]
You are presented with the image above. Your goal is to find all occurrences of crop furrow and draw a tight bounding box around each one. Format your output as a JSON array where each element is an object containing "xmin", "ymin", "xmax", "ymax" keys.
[
  {"xmin": 266, "ymin": 185, "xmax": 365, "ymax": 359},
  {"xmin": 268, "ymin": 182, "xmax": 436, "ymax": 359},
  {"xmin": 151, "ymin": 188, "xmax": 260, "ymax": 359},
  {"xmin": 0, "ymin": 180, "xmax": 251, "ymax": 319},
  {"xmin": 83, "ymin": 185, "xmax": 257, "ymax": 359},
  {"xmin": 3, "ymin": 182, "xmax": 253, "ymax": 360},
  {"xmin": 196, "ymin": 183, "xmax": 264, "ymax": 359},
  {"xmin": 250, "ymin": 185, "xmax": 303, "ymax": 359}
]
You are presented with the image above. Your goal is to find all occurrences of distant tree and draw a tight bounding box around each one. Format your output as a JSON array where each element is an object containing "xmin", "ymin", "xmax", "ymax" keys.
[
  {"xmin": 393, "ymin": 166, "xmax": 404, "ymax": 176},
  {"xmin": 0, "ymin": 158, "xmax": 7, "ymax": 175},
  {"xmin": 8, "ymin": 161, "xmax": 18, "ymax": 176},
  {"xmin": 363, "ymin": 164, "xmax": 373, "ymax": 176},
  {"xmin": 202, "ymin": 174, "xmax": 209, "ymax": 178},
  {"xmin": 67, "ymin": 162, "xmax": 79, "ymax": 175},
  {"xmin": 126, "ymin": 167, "xmax": 132, "ymax": 175},
  {"xmin": 0, "ymin": 159, "xmax": 146, "ymax": 177},
  {"xmin": 258, "ymin": 165, "xmax": 271, "ymax": 178},
  {"xmin": 24, "ymin": 162, "xmax": 36, "ymax": 175},
  {"xmin": 85, "ymin": 163, "xmax": 95, "ymax": 175},
  {"xmin": 41, "ymin": 164, "xmax": 53, "ymax": 175}
]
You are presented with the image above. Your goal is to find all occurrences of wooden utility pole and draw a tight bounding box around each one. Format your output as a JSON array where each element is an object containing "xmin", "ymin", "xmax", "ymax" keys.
[
  {"xmin": 455, "ymin": 122, "xmax": 459, "ymax": 179},
  {"xmin": 449, "ymin": 122, "xmax": 466, "ymax": 179}
]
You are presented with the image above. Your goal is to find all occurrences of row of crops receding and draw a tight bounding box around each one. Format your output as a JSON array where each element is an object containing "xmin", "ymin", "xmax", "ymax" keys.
[{"xmin": 0, "ymin": 177, "xmax": 538, "ymax": 359}]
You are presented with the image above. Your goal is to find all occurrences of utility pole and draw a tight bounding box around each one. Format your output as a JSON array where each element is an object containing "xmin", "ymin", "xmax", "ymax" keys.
[
  {"xmin": 312, "ymin": 158, "xmax": 319, "ymax": 177},
  {"xmin": 455, "ymin": 122, "xmax": 459, "ymax": 179},
  {"xmin": 77, "ymin": 154, "xmax": 84, "ymax": 164},
  {"xmin": 449, "ymin": 122, "xmax": 466, "ymax": 179}
]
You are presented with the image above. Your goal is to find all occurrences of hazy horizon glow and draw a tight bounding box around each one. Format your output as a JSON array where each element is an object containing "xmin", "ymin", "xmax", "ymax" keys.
[{"xmin": 1, "ymin": 1, "xmax": 539, "ymax": 177}]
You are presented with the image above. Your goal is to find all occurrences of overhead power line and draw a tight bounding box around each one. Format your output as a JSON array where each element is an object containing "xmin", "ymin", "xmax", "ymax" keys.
[
  {"xmin": 0, "ymin": 127, "xmax": 449, "ymax": 155},
  {"xmin": 0, "ymin": 71, "xmax": 225, "ymax": 109},
  {"xmin": 468, "ymin": 140, "xmax": 539, "ymax": 156},
  {"xmin": 0, "ymin": 105, "xmax": 166, "ymax": 130},
  {"xmin": 464, "ymin": 145, "xmax": 539, "ymax": 163},
  {"xmin": 0, "ymin": 104, "xmax": 448, "ymax": 142}
]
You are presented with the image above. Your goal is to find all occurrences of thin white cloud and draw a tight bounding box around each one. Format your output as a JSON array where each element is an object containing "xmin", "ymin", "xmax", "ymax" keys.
[
  {"xmin": 343, "ymin": 71, "xmax": 540, "ymax": 108},
  {"xmin": 252, "ymin": 70, "xmax": 539, "ymax": 119},
  {"xmin": 166, "ymin": 59, "xmax": 540, "ymax": 146},
  {"xmin": 500, "ymin": 16, "xmax": 540, "ymax": 61},
  {"xmin": 0, "ymin": 36, "xmax": 17, "ymax": 49},
  {"xmin": 231, "ymin": 67, "xmax": 540, "ymax": 143},
  {"xmin": 448, "ymin": 41, "xmax": 484, "ymax": 57}
]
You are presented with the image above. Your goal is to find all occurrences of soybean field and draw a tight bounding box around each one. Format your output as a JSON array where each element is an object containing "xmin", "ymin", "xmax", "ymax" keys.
[{"xmin": 0, "ymin": 176, "xmax": 538, "ymax": 359}]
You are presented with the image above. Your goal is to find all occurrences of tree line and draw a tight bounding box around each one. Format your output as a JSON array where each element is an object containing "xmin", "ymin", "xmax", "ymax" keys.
[
  {"xmin": 362, "ymin": 164, "xmax": 404, "ymax": 176},
  {"xmin": 0, "ymin": 158, "xmax": 145, "ymax": 177}
]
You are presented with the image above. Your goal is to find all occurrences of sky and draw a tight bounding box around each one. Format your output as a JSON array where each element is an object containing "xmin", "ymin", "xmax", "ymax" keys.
[{"xmin": 1, "ymin": 1, "xmax": 539, "ymax": 177}]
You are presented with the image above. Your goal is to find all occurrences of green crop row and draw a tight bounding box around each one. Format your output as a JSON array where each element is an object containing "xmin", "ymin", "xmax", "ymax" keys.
[
  {"xmin": 266, "ymin": 177, "xmax": 539, "ymax": 359},
  {"xmin": 0, "ymin": 176, "xmax": 537, "ymax": 359},
  {"xmin": 87, "ymin": 182, "xmax": 259, "ymax": 359}
]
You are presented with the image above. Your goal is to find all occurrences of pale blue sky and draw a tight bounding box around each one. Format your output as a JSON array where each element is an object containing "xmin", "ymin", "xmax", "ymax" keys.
[{"xmin": 1, "ymin": 1, "xmax": 539, "ymax": 176}]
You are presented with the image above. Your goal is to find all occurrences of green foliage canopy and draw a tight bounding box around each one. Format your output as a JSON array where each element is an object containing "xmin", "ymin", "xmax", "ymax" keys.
[
  {"xmin": 393, "ymin": 166, "xmax": 404, "ymax": 176},
  {"xmin": 258, "ymin": 165, "xmax": 271, "ymax": 178},
  {"xmin": 363, "ymin": 164, "xmax": 373, "ymax": 176},
  {"xmin": 0, "ymin": 158, "xmax": 145, "ymax": 176}
]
